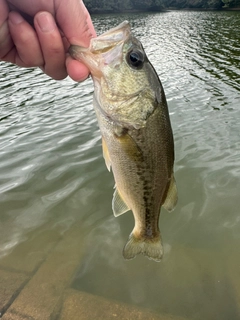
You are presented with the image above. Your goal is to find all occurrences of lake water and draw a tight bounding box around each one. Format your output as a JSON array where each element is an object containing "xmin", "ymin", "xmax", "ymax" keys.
[{"xmin": 0, "ymin": 10, "xmax": 240, "ymax": 320}]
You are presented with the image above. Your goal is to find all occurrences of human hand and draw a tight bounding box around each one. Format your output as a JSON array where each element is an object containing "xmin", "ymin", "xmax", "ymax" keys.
[{"xmin": 0, "ymin": 0, "xmax": 96, "ymax": 81}]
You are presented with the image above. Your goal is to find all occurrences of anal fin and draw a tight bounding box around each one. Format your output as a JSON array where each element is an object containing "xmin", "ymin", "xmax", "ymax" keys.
[{"xmin": 112, "ymin": 188, "xmax": 130, "ymax": 217}]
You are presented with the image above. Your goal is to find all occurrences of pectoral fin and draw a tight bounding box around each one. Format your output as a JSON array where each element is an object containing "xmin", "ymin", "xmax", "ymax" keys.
[
  {"xmin": 102, "ymin": 137, "xmax": 111, "ymax": 171},
  {"xmin": 113, "ymin": 126, "xmax": 143, "ymax": 162},
  {"xmin": 162, "ymin": 175, "xmax": 178, "ymax": 212},
  {"xmin": 112, "ymin": 188, "xmax": 130, "ymax": 217}
]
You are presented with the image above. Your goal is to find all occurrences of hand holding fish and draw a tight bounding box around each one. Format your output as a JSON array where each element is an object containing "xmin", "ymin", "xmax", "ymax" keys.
[{"xmin": 0, "ymin": 0, "xmax": 96, "ymax": 80}]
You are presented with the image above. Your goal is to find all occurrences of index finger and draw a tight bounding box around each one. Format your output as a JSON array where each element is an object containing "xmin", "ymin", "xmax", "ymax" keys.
[
  {"xmin": 0, "ymin": 0, "xmax": 13, "ymax": 59},
  {"xmin": 8, "ymin": 0, "xmax": 96, "ymax": 47},
  {"xmin": 55, "ymin": 0, "xmax": 96, "ymax": 47},
  {"xmin": 0, "ymin": 0, "xmax": 8, "ymax": 23}
]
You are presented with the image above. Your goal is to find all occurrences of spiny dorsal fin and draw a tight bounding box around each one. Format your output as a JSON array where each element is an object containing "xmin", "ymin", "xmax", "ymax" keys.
[
  {"xmin": 162, "ymin": 175, "xmax": 178, "ymax": 212},
  {"xmin": 112, "ymin": 188, "xmax": 130, "ymax": 217}
]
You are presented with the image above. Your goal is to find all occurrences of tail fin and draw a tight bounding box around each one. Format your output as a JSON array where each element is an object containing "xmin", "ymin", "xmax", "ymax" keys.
[{"xmin": 123, "ymin": 233, "xmax": 163, "ymax": 262}]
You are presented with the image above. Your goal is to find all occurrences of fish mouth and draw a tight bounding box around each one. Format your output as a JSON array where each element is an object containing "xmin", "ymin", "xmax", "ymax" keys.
[
  {"xmin": 69, "ymin": 21, "xmax": 131, "ymax": 77},
  {"xmin": 90, "ymin": 20, "xmax": 131, "ymax": 53}
]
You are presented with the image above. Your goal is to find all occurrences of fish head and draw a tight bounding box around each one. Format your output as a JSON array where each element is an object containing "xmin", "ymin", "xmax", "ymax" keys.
[
  {"xmin": 69, "ymin": 21, "xmax": 133, "ymax": 79},
  {"xmin": 70, "ymin": 21, "xmax": 163, "ymax": 128}
]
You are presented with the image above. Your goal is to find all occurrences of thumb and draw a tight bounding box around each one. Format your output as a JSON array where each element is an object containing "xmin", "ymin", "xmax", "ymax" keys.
[{"xmin": 55, "ymin": 0, "xmax": 96, "ymax": 47}]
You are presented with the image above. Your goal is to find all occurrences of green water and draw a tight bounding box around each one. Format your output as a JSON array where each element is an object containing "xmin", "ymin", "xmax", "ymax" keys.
[{"xmin": 0, "ymin": 10, "xmax": 240, "ymax": 320}]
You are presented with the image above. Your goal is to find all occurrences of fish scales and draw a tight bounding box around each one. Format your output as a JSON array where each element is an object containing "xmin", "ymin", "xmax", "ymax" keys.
[{"xmin": 69, "ymin": 21, "xmax": 177, "ymax": 262}]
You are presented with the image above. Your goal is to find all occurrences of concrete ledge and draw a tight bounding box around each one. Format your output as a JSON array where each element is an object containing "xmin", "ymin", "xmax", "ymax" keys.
[
  {"xmin": 0, "ymin": 270, "xmax": 28, "ymax": 317},
  {"xmin": 2, "ymin": 223, "xmax": 86, "ymax": 320},
  {"xmin": 1, "ymin": 310, "xmax": 31, "ymax": 320},
  {"xmin": 59, "ymin": 289, "xmax": 187, "ymax": 320},
  {"xmin": 0, "ymin": 228, "xmax": 61, "ymax": 274}
]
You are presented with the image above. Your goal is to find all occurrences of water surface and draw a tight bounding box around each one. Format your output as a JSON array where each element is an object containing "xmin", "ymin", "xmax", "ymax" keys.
[{"xmin": 0, "ymin": 10, "xmax": 240, "ymax": 320}]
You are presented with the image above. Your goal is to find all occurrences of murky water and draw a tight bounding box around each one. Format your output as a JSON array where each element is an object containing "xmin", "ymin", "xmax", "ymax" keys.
[{"xmin": 0, "ymin": 10, "xmax": 240, "ymax": 320}]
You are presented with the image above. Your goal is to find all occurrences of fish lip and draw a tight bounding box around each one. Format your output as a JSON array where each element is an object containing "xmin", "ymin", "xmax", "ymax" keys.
[
  {"xmin": 90, "ymin": 20, "xmax": 131, "ymax": 53},
  {"xmin": 68, "ymin": 45, "xmax": 87, "ymax": 60},
  {"xmin": 69, "ymin": 44, "xmax": 103, "ymax": 78},
  {"xmin": 98, "ymin": 21, "xmax": 130, "ymax": 38}
]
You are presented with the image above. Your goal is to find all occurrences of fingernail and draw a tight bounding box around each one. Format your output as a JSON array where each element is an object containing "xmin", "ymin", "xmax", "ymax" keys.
[
  {"xmin": 36, "ymin": 12, "xmax": 56, "ymax": 33},
  {"xmin": 9, "ymin": 12, "xmax": 24, "ymax": 25}
]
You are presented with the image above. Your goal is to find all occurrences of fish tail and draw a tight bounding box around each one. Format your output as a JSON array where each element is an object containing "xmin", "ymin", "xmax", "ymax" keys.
[{"xmin": 123, "ymin": 233, "xmax": 163, "ymax": 262}]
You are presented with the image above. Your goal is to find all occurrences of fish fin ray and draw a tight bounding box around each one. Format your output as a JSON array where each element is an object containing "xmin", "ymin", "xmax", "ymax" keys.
[
  {"xmin": 102, "ymin": 137, "xmax": 111, "ymax": 171},
  {"xmin": 114, "ymin": 130, "xmax": 143, "ymax": 162},
  {"xmin": 112, "ymin": 188, "xmax": 130, "ymax": 217},
  {"xmin": 123, "ymin": 233, "xmax": 163, "ymax": 262},
  {"xmin": 162, "ymin": 175, "xmax": 178, "ymax": 212}
]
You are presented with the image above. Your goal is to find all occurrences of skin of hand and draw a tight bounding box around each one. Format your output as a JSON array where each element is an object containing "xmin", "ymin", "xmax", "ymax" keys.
[{"xmin": 0, "ymin": 0, "xmax": 96, "ymax": 81}]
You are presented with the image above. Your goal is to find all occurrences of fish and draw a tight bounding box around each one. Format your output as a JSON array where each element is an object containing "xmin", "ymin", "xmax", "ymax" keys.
[{"xmin": 69, "ymin": 21, "xmax": 177, "ymax": 262}]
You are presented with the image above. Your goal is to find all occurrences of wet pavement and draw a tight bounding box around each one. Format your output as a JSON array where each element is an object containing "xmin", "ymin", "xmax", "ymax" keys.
[{"xmin": 0, "ymin": 222, "xmax": 191, "ymax": 320}]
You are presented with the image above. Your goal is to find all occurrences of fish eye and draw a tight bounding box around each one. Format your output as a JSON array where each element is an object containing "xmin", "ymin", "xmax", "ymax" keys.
[{"xmin": 127, "ymin": 49, "xmax": 144, "ymax": 69}]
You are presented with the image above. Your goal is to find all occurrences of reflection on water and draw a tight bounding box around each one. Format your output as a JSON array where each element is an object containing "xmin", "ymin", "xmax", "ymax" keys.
[{"xmin": 0, "ymin": 10, "xmax": 240, "ymax": 320}]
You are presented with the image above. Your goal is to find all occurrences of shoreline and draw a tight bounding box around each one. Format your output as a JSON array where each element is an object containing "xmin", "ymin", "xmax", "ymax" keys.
[{"xmin": 89, "ymin": 7, "xmax": 240, "ymax": 14}]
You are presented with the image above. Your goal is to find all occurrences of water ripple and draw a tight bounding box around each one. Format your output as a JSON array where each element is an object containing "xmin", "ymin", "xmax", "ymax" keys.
[{"xmin": 0, "ymin": 12, "xmax": 240, "ymax": 319}]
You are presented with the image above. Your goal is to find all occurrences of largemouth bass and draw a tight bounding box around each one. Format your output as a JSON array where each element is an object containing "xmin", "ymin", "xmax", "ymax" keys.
[{"xmin": 70, "ymin": 21, "xmax": 177, "ymax": 262}]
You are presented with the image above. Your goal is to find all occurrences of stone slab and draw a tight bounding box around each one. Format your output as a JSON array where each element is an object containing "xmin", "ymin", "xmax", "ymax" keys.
[
  {"xmin": 2, "ymin": 222, "xmax": 86, "ymax": 320},
  {"xmin": 1, "ymin": 310, "xmax": 31, "ymax": 320},
  {"xmin": 0, "ymin": 269, "xmax": 28, "ymax": 317},
  {"xmin": 224, "ymin": 242, "xmax": 240, "ymax": 315},
  {"xmin": 0, "ymin": 228, "xmax": 61, "ymax": 274},
  {"xmin": 59, "ymin": 289, "xmax": 187, "ymax": 320}
]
